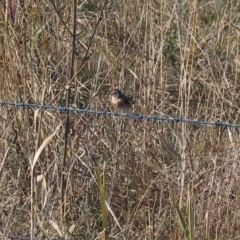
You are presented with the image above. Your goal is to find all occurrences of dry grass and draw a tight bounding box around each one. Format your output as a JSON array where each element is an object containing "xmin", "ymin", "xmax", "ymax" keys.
[{"xmin": 1, "ymin": 0, "xmax": 240, "ymax": 239}]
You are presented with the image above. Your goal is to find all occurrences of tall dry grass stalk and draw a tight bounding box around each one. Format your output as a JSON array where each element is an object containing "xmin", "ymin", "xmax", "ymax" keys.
[{"xmin": 1, "ymin": 0, "xmax": 240, "ymax": 239}]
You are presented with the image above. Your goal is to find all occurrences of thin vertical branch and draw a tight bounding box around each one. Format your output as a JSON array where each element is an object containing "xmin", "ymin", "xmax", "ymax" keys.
[
  {"xmin": 61, "ymin": 85, "xmax": 71, "ymax": 228},
  {"xmin": 70, "ymin": 0, "xmax": 77, "ymax": 81}
]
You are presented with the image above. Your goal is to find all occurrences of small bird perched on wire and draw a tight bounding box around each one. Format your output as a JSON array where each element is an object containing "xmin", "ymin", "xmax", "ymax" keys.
[{"xmin": 110, "ymin": 88, "xmax": 135, "ymax": 111}]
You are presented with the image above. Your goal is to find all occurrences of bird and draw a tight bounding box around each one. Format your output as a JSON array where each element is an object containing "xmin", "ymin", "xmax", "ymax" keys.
[{"xmin": 110, "ymin": 88, "xmax": 135, "ymax": 111}]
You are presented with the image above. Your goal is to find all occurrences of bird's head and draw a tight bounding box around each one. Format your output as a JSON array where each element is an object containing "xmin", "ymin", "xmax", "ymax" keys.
[{"xmin": 110, "ymin": 89, "xmax": 122, "ymax": 98}]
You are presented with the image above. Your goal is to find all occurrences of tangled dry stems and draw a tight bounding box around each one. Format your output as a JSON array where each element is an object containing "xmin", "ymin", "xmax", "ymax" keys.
[{"xmin": 1, "ymin": 0, "xmax": 240, "ymax": 239}]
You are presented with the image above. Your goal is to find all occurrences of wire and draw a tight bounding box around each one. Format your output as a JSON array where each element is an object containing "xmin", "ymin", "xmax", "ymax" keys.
[{"xmin": 0, "ymin": 101, "xmax": 239, "ymax": 128}]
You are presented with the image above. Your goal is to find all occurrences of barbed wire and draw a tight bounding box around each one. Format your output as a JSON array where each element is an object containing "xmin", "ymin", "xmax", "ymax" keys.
[{"xmin": 1, "ymin": 100, "xmax": 240, "ymax": 128}]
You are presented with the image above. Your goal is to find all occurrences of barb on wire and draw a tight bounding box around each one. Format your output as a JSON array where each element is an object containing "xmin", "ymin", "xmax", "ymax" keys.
[{"xmin": 0, "ymin": 101, "xmax": 240, "ymax": 128}]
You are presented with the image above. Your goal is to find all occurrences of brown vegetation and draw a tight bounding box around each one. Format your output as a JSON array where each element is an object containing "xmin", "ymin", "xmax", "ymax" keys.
[{"xmin": 1, "ymin": 0, "xmax": 240, "ymax": 239}]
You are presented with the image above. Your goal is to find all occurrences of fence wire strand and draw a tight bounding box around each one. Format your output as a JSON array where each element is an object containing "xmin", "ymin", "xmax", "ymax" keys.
[{"xmin": 0, "ymin": 101, "xmax": 239, "ymax": 128}]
